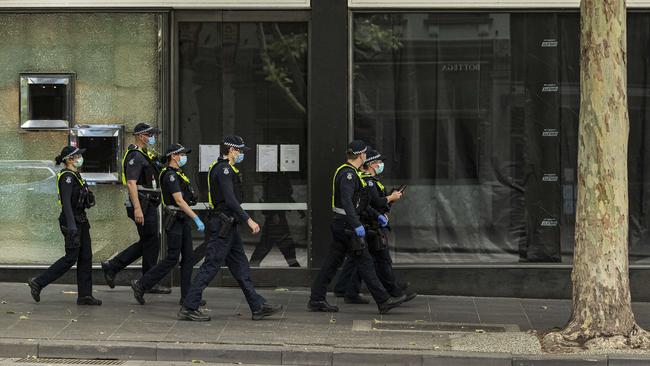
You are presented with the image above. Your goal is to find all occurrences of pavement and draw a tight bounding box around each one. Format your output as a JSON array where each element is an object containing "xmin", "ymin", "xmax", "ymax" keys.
[{"xmin": 1, "ymin": 282, "xmax": 650, "ymax": 365}]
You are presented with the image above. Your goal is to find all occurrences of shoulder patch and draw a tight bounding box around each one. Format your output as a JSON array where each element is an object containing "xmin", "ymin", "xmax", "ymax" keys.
[
  {"xmin": 129, "ymin": 158, "xmax": 135, "ymax": 165},
  {"xmin": 169, "ymin": 174, "xmax": 176, "ymax": 182},
  {"xmin": 346, "ymin": 172, "xmax": 353, "ymax": 180},
  {"xmin": 65, "ymin": 176, "xmax": 72, "ymax": 184},
  {"xmin": 223, "ymin": 168, "xmax": 230, "ymax": 175}
]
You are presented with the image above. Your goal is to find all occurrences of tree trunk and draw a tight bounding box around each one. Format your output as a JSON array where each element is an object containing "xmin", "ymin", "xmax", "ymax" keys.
[{"xmin": 543, "ymin": 0, "xmax": 650, "ymax": 351}]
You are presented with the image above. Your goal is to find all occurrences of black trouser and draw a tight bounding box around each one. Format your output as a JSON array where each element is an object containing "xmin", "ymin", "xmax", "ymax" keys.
[
  {"xmin": 107, "ymin": 204, "xmax": 160, "ymax": 274},
  {"xmin": 138, "ymin": 215, "xmax": 193, "ymax": 298},
  {"xmin": 34, "ymin": 214, "xmax": 93, "ymax": 298},
  {"xmin": 250, "ymin": 212, "xmax": 298, "ymax": 267},
  {"xmin": 310, "ymin": 219, "xmax": 390, "ymax": 304},
  {"xmin": 183, "ymin": 216, "xmax": 265, "ymax": 312},
  {"xmin": 334, "ymin": 231, "xmax": 403, "ymax": 298}
]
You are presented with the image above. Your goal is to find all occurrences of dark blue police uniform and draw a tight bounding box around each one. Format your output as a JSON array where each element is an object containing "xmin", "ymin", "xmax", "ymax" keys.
[{"xmin": 308, "ymin": 141, "xmax": 406, "ymax": 314}]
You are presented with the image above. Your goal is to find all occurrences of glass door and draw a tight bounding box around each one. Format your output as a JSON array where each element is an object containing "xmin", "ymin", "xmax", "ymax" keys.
[{"xmin": 176, "ymin": 16, "xmax": 309, "ymax": 268}]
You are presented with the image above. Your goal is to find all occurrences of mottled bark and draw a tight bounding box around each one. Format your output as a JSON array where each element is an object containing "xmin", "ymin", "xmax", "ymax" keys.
[{"xmin": 543, "ymin": 0, "xmax": 650, "ymax": 351}]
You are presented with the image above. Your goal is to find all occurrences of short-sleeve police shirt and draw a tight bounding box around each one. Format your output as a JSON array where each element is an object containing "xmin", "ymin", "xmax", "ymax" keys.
[
  {"xmin": 161, "ymin": 169, "xmax": 182, "ymax": 206},
  {"xmin": 125, "ymin": 150, "xmax": 149, "ymax": 182}
]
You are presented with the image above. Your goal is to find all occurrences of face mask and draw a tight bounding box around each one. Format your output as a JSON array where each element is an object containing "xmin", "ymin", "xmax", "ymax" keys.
[
  {"xmin": 147, "ymin": 136, "xmax": 156, "ymax": 146},
  {"xmin": 375, "ymin": 162, "xmax": 384, "ymax": 175},
  {"xmin": 235, "ymin": 153, "xmax": 245, "ymax": 164},
  {"xmin": 178, "ymin": 155, "xmax": 187, "ymax": 167},
  {"xmin": 74, "ymin": 157, "xmax": 84, "ymax": 168}
]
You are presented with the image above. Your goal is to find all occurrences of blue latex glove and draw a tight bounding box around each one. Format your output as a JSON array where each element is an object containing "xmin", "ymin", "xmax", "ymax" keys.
[
  {"xmin": 193, "ymin": 216, "xmax": 205, "ymax": 232},
  {"xmin": 377, "ymin": 214, "xmax": 389, "ymax": 228},
  {"xmin": 354, "ymin": 225, "xmax": 366, "ymax": 238}
]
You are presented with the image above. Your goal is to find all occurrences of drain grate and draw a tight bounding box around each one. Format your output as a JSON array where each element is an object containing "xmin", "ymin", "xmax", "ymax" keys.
[
  {"xmin": 15, "ymin": 358, "xmax": 125, "ymax": 365},
  {"xmin": 353, "ymin": 320, "xmax": 520, "ymax": 333}
]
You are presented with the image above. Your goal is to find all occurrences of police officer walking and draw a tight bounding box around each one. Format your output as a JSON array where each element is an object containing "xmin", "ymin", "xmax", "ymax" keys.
[
  {"xmin": 101, "ymin": 123, "xmax": 170, "ymax": 295},
  {"xmin": 131, "ymin": 144, "xmax": 205, "ymax": 305},
  {"xmin": 178, "ymin": 135, "xmax": 282, "ymax": 322},
  {"xmin": 28, "ymin": 146, "xmax": 101, "ymax": 305},
  {"xmin": 308, "ymin": 141, "xmax": 407, "ymax": 314},
  {"xmin": 334, "ymin": 149, "xmax": 416, "ymax": 304}
]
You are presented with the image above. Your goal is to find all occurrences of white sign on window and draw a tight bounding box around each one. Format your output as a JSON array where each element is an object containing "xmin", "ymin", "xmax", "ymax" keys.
[
  {"xmin": 257, "ymin": 144, "xmax": 278, "ymax": 172},
  {"xmin": 199, "ymin": 144, "xmax": 220, "ymax": 172},
  {"xmin": 280, "ymin": 144, "xmax": 300, "ymax": 172}
]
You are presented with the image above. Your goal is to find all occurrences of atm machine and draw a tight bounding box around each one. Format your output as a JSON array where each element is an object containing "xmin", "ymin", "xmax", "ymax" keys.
[{"xmin": 68, "ymin": 124, "xmax": 124, "ymax": 183}]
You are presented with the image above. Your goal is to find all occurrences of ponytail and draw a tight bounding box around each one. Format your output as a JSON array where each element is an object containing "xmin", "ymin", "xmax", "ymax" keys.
[{"xmin": 55, "ymin": 155, "xmax": 63, "ymax": 165}]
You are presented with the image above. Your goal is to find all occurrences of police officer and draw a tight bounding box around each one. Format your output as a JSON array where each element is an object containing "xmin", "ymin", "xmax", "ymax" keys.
[
  {"xmin": 101, "ymin": 123, "xmax": 170, "ymax": 295},
  {"xmin": 334, "ymin": 149, "xmax": 416, "ymax": 303},
  {"xmin": 131, "ymin": 144, "xmax": 205, "ymax": 305},
  {"xmin": 178, "ymin": 135, "xmax": 282, "ymax": 321},
  {"xmin": 27, "ymin": 146, "xmax": 101, "ymax": 305},
  {"xmin": 308, "ymin": 140, "xmax": 406, "ymax": 314}
]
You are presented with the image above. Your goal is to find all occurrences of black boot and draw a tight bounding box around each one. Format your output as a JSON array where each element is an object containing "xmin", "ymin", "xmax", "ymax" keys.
[
  {"xmin": 146, "ymin": 284, "xmax": 172, "ymax": 294},
  {"xmin": 177, "ymin": 306, "xmax": 210, "ymax": 321},
  {"xmin": 252, "ymin": 303, "xmax": 283, "ymax": 320},
  {"xmin": 308, "ymin": 300, "xmax": 339, "ymax": 312},
  {"xmin": 101, "ymin": 261, "xmax": 116, "ymax": 289},
  {"xmin": 77, "ymin": 296, "xmax": 102, "ymax": 306},
  {"xmin": 28, "ymin": 278, "xmax": 41, "ymax": 303},
  {"xmin": 131, "ymin": 280, "xmax": 145, "ymax": 305},
  {"xmin": 403, "ymin": 292, "xmax": 418, "ymax": 303},
  {"xmin": 378, "ymin": 295, "xmax": 407, "ymax": 314},
  {"xmin": 180, "ymin": 298, "xmax": 206, "ymax": 306}
]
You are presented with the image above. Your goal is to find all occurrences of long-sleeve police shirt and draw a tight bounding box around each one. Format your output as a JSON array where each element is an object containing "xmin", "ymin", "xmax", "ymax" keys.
[
  {"xmin": 365, "ymin": 177, "xmax": 389, "ymax": 212},
  {"xmin": 59, "ymin": 172, "xmax": 79, "ymax": 232},
  {"xmin": 209, "ymin": 159, "xmax": 250, "ymax": 223},
  {"xmin": 334, "ymin": 166, "xmax": 363, "ymax": 229}
]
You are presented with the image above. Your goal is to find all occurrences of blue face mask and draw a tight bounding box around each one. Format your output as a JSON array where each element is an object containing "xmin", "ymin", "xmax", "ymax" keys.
[
  {"xmin": 375, "ymin": 162, "xmax": 384, "ymax": 175},
  {"xmin": 235, "ymin": 153, "xmax": 245, "ymax": 164},
  {"xmin": 147, "ymin": 136, "xmax": 156, "ymax": 146},
  {"xmin": 178, "ymin": 155, "xmax": 187, "ymax": 167}
]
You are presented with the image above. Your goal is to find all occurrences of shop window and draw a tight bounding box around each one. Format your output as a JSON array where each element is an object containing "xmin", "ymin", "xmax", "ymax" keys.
[{"xmin": 19, "ymin": 73, "xmax": 74, "ymax": 130}]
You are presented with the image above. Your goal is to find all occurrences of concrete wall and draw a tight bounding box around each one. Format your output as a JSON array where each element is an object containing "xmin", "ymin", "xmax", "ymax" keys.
[{"xmin": 0, "ymin": 13, "xmax": 161, "ymax": 264}]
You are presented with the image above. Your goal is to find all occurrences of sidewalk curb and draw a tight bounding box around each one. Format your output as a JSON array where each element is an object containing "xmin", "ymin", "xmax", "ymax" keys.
[{"xmin": 1, "ymin": 339, "xmax": 649, "ymax": 365}]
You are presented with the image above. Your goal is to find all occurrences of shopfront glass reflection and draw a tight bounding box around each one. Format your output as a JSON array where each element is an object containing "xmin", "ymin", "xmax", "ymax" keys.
[
  {"xmin": 250, "ymin": 173, "xmax": 302, "ymax": 267},
  {"xmin": 353, "ymin": 12, "xmax": 650, "ymax": 264},
  {"xmin": 178, "ymin": 21, "xmax": 309, "ymax": 267}
]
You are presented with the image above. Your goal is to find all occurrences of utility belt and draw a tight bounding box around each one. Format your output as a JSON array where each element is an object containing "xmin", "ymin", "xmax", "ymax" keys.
[
  {"xmin": 77, "ymin": 190, "xmax": 96, "ymax": 210},
  {"xmin": 162, "ymin": 206, "xmax": 186, "ymax": 231},
  {"xmin": 209, "ymin": 210, "xmax": 237, "ymax": 239},
  {"xmin": 137, "ymin": 187, "xmax": 161, "ymax": 211},
  {"xmin": 343, "ymin": 225, "xmax": 389, "ymax": 254}
]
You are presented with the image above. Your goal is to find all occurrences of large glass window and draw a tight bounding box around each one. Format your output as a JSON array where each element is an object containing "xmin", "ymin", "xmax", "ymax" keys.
[
  {"xmin": 352, "ymin": 12, "xmax": 650, "ymax": 264},
  {"xmin": 178, "ymin": 21, "xmax": 308, "ymax": 268}
]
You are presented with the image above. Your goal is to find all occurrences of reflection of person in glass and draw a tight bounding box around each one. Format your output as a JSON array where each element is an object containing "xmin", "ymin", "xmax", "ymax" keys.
[
  {"xmin": 334, "ymin": 149, "xmax": 415, "ymax": 304},
  {"xmin": 28, "ymin": 146, "xmax": 101, "ymax": 305},
  {"xmin": 249, "ymin": 173, "xmax": 301, "ymax": 267}
]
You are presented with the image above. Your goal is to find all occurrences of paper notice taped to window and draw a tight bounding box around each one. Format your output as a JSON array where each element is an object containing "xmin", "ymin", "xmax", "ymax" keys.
[
  {"xmin": 257, "ymin": 144, "xmax": 278, "ymax": 172},
  {"xmin": 199, "ymin": 144, "xmax": 220, "ymax": 172},
  {"xmin": 280, "ymin": 144, "xmax": 299, "ymax": 172}
]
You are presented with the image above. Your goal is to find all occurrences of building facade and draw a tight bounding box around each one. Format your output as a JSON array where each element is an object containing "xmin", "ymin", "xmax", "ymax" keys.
[{"xmin": 1, "ymin": 0, "xmax": 650, "ymax": 298}]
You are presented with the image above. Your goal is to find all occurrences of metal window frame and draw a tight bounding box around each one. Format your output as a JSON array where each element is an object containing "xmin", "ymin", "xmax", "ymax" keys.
[
  {"xmin": 171, "ymin": 9, "xmax": 312, "ymax": 264},
  {"xmin": 348, "ymin": 0, "xmax": 650, "ymax": 9},
  {"xmin": 19, "ymin": 73, "xmax": 75, "ymax": 130}
]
